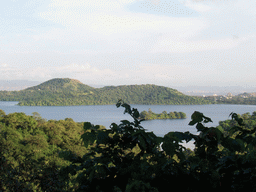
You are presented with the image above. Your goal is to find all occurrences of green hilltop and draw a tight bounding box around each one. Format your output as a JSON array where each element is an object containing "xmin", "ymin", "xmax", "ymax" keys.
[{"xmin": 0, "ymin": 78, "xmax": 211, "ymax": 106}]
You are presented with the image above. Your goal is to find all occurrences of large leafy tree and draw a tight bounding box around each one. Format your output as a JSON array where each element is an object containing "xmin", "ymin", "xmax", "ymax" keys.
[{"xmin": 60, "ymin": 101, "xmax": 256, "ymax": 192}]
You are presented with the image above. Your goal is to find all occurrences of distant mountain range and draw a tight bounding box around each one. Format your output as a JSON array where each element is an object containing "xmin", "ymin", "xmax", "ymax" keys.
[
  {"xmin": 0, "ymin": 78, "xmax": 211, "ymax": 106},
  {"xmin": 1, "ymin": 80, "xmax": 254, "ymax": 96}
]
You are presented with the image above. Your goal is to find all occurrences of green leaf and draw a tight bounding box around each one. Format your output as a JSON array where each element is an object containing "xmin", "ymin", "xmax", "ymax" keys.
[
  {"xmin": 170, "ymin": 132, "xmax": 188, "ymax": 143},
  {"xmin": 230, "ymin": 112, "xmax": 245, "ymax": 126},
  {"xmin": 116, "ymin": 100, "xmax": 122, "ymax": 108},
  {"xmin": 229, "ymin": 126, "xmax": 239, "ymax": 135},
  {"xmin": 133, "ymin": 109, "xmax": 140, "ymax": 118},
  {"xmin": 189, "ymin": 111, "xmax": 212, "ymax": 126},
  {"xmin": 88, "ymin": 169, "xmax": 95, "ymax": 181},
  {"xmin": 216, "ymin": 126, "xmax": 224, "ymax": 133},
  {"xmin": 120, "ymin": 120, "xmax": 131, "ymax": 126},
  {"xmin": 83, "ymin": 122, "xmax": 92, "ymax": 131},
  {"xmin": 203, "ymin": 116, "xmax": 212, "ymax": 123},
  {"xmin": 214, "ymin": 128, "xmax": 224, "ymax": 142},
  {"xmin": 196, "ymin": 123, "xmax": 206, "ymax": 132},
  {"xmin": 188, "ymin": 119, "xmax": 197, "ymax": 126},
  {"xmin": 190, "ymin": 111, "xmax": 204, "ymax": 123},
  {"xmin": 162, "ymin": 140, "xmax": 175, "ymax": 157},
  {"xmin": 155, "ymin": 136, "xmax": 164, "ymax": 145},
  {"xmin": 94, "ymin": 125, "xmax": 103, "ymax": 130},
  {"xmin": 110, "ymin": 123, "xmax": 118, "ymax": 132},
  {"xmin": 138, "ymin": 135, "xmax": 147, "ymax": 151},
  {"xmin": 162, "ymin": 132, "xmax": 179, "ymax": 156},
  {"xmin": 97, "ymin": 131, "xmax": 109, "ymax": 145},
  {"xmin": 122, "ymin": 103, "xmax": 131, "ymax": 114},
  {"xmin": 81, "ymin": 131, "xmax": 97, "ymax": 148},
  {"xmin": 222, "ymin": 137, "xmax": 245, "ymax": 152}
]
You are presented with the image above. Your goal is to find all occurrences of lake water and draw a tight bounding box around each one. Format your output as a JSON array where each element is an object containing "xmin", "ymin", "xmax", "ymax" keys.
[{"xmin": 1, "ymin": 101, "xmax": 256, "ymax": 149}]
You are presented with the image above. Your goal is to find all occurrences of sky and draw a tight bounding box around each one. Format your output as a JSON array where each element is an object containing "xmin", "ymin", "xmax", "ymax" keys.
[{"xmin": 0, "ymin": 0, "xmax": 256, "ymax": 88}]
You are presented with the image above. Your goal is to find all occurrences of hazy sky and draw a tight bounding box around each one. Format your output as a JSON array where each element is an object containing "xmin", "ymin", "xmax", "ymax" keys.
[{"xmin": 0, "ymin": 0, "xmax": 255, "ymax": 88}]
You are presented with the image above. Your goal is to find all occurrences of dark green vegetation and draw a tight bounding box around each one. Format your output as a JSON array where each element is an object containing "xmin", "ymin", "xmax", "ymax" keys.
[
  {"xmin": 0, "ymin": 109, "xmax": 92, "ymax": 191},
  {"xmin": 139, "ymin": 108, "xmax": 186, "ymax": 120},
  {"xmin": 0, "ymin": 78, "xmax": 211, "ymax": 106},
  {"xmin": 217, "ymin": 111, "xmax": 256, "ymax": 134},
  {"xmin": 2, "ymin": 100, "xmax": 256, "ymax": 191}
]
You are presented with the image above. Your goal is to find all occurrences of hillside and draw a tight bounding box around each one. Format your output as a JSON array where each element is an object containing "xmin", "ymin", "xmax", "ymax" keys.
[{"xmin": 0, "ymin": 78, "xmax": 211, "ymax": 106}]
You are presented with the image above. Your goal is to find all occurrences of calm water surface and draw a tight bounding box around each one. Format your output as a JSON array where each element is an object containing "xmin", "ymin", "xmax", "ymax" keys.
[{"xmin": 1, "ymin": 101, "xmax": 256, "ymax": 149}]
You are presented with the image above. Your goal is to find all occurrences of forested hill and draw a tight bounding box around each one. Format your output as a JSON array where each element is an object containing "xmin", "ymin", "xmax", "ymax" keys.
[{"xmin": 0, "ymin": 78, "xmax": 211, "ymax": 106}]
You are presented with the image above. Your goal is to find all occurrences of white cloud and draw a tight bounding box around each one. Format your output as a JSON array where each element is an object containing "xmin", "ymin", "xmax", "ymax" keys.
[
  {"xmin": 235, "ymin": 0, "xmax": 256, "ymax": 16},
  {"xmin": 151, "ymin": 35, "xmax": 250, "ymax": 53},
  {"xmin": 1, "ymin": 0, "xmax": 256, "ymax": 87},
  {"xmin": 36, "ymin": 2, "xmax": 208, "ymax": 54},
  {"xmin": 39, "ymin": 0, "xmax": 208, "ymax": 36},
  {"xmin": 59, "ymin": 63, "xmax": 93, "ymax": 72},
  {"xmin": 0, "ymin": 65, "xmax": 50, "ymax": 80},
  {"xmin": 0, "ymin": 63, "xmax": 114, "ymax": 82},
  {"xmin": 69, "ymin": 49, "xmax": 101, "ymax": 55},
  {"xmin": 0, "ymin": 63, "xmax": 8, "ymax": 68},
  {"xmin": 42, "ymin": 0, "xmax": 125, "ymax": 18},
  {"xmin": 50, "ymin": 0, "xmax": 138, "ymax": 8},
  {"xmin": 32, "ymin": 28, "xmax": 67, "ymax": 41},
  {"xmin": 183, "ymin": 0, "xmax": 212, "ymax": 12},
  {"xmin": 49, "ymin": 0, "xmax": 118, "ymax": 9},
  {"xmin": 84, "ymin": 13, "xmax": 206, "ymax": 36},
  {"xmin": 52, "ymin": 63, "xmax": 117, "ymax": 81},
  {"xmin": 0, "ymin": 62, "xmax": 190, "ymax": 85}
]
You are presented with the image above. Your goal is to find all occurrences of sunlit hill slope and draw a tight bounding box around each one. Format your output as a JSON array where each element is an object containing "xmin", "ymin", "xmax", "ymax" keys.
[{"xmin": 0, "ymin": 78, "xmax": 211, "ymax": 106}]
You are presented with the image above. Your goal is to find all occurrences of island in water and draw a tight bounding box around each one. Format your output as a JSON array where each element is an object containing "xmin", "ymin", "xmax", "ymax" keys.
[{"xmin": 139, "ymin": 109, "xmax": 186, "ymax": 120}]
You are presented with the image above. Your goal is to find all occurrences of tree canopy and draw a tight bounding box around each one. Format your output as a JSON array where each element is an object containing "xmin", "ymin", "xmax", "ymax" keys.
[{"xmin": 1, "ymin": 100, "xmax": 256, "ymax": 191}]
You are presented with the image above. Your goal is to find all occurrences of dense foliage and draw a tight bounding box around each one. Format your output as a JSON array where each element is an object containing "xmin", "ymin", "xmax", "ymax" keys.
[
  {"xmin": 0, "ymin": 78, "xmax": 211, "ymax": 106},
  {"xmin": 0, "ymin": 110, "xmax": 90, "ymax": 191},
  {"xmin": 1, "ymin": 100, "xmax": 256, "ymax": 191},
  {"xmin": 139, "ymin": 108, "xmax": 186, "ymax": 120},
  {"xmin": 217, "ymin": 111, "xmax": 256, "ymax": 134}
]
